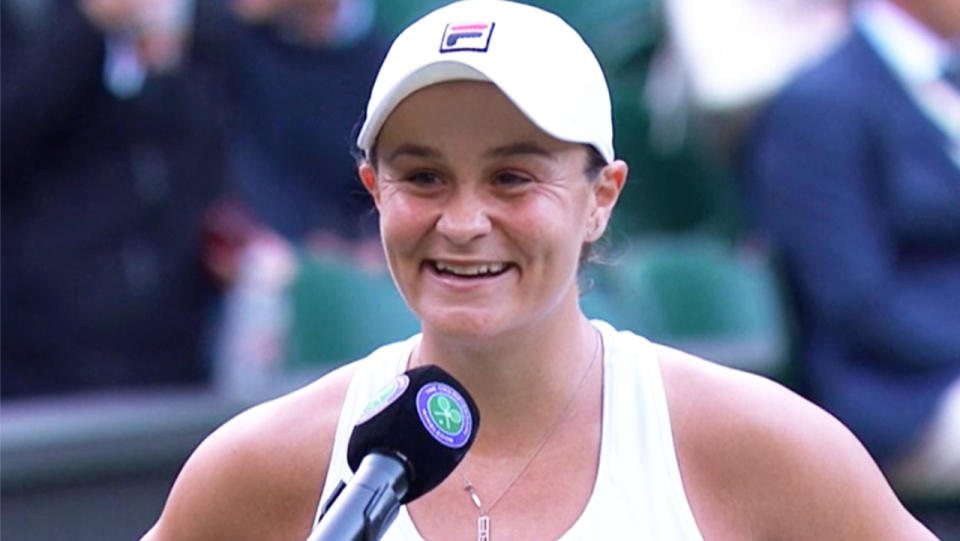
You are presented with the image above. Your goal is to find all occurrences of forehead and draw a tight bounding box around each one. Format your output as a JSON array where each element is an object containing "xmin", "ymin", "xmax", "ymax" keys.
[{"xmin": 376, "ymin": 81, "xmax": 577, "ymax": 157}]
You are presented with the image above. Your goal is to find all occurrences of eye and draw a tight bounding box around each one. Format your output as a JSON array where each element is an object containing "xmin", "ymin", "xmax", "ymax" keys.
[
  {"xmin": 405, "ymin": 170, "xmax": 443, "ymax": 186},
  {"xmin": 493, "ymin": 171, "xmax": 532, "ymax": 187}
]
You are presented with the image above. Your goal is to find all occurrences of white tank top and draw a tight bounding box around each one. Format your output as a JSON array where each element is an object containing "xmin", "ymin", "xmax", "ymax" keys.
[{"xmin": 316, "ymin": 320, "xmax": 704, "ymax": 540}]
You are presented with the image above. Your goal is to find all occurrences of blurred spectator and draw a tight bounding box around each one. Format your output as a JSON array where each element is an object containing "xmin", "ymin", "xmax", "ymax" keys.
[
  {"xmin": 659, "ymin": 0, "xmax": 848, "ymax": 114},
  {"xmin": 646, "ymin": 0, "xmax": 849, "ymax": 162},
  {"xmin": 1, "ymin": 0, "xmax": 226, "ymax": 398},
  {"xmin": 175, "ymin": 0, "xmax": 389, "ymax": 384},
  {"xmin": 191, "ymin": 0, "xmax": 388, "ymax": 280},
  {"xmin": 738, "ymin": 0, "xmax": 960, "ymax": 497}
]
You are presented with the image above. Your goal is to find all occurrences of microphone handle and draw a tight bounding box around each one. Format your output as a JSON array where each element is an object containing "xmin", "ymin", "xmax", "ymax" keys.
[{"xmin": 306, "ymin": 452, "xmax": 410, "ymax": 541}]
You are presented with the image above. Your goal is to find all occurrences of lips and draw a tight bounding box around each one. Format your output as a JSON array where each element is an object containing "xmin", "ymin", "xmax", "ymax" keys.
[{"xmin": 428, "ymin": 260, "xmax": 513, "ymax": 278}]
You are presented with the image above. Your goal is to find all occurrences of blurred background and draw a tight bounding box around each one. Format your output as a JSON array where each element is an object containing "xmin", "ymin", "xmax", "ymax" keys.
[{"xmin": 2, "ymin": 0, "xmax": 958, "ymax": 539}]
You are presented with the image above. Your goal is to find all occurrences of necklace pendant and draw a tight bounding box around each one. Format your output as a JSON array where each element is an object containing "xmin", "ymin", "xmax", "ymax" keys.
[
  {"xmin": 477, "ymin": 515, "xmax": 490, "ymax": 541},
  {"xmin": 465, "ymin": 483, "xmax": 483, "ymax": 510}
]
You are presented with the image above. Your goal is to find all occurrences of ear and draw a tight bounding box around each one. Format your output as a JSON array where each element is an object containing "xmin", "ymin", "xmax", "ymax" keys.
[
  {"xmin": 585, "ymin": 160, "xmax": 627, "ymax": 242},
  {"xmin": 359, "ymin": 162, "xmax": 381, "ymax": 208}
]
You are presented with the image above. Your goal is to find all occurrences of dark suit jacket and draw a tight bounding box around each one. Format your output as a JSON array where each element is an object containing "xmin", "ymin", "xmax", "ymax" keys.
[
  {"xmin": 191, "ymin": 2, "xmax": 388, "ymax": 242},
  {"xmin": 1, "ymin": 2, "xmax": 225, "ymax": 398},
  {"xmin": 738, "ymin": 26, "xmax": 960, "ymax": 465}
]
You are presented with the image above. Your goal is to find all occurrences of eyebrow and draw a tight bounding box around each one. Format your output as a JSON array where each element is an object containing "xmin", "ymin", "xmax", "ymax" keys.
[
  {"xmin": 385, "ymin": 143, "xmax": 443, "ymax": 163},
  {"xmin": 384, "ymin": 141, "xmax": 557, "ymax": 164},
  {"xmin": 484, "ymin": 141, "xmax": 556, "ymax": 160}
]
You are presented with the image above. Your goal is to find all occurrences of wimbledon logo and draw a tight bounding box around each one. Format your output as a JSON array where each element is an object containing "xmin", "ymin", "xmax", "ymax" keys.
[
  {"xmin": 357, "ymin": 374, "xmax": 409, "ymax": 425},
  {"xmin": 416, "ymin": 382, "xmax": 472, "ymax": 448}
]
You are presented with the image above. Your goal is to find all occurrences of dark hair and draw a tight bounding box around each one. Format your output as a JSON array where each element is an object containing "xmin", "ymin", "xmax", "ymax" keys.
[
  {"xmin": 582, "ymin": 144, "xmax": 607, "ymax": 181},
  {"xmin": 350, "ymin": 113, "xmax": 369, "ymax": 167}
]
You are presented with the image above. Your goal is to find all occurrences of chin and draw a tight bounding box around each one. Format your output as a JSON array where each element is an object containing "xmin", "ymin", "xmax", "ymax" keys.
[{"xmin": 417, "ymin": 306, "xmax": 515, "ymax": 341}]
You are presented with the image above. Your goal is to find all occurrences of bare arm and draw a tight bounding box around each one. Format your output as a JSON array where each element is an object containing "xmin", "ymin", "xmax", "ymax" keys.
[
  {"xmin": 142, "ymin": 363, "xmax": 356, "ymax": 541},
  {"xmin": 660, "ymin": 345, "xmax": 935, "ymax": 540},
  {"xmin": 747, "ymin": 378, "xmax": 934, "ymax": 539}
]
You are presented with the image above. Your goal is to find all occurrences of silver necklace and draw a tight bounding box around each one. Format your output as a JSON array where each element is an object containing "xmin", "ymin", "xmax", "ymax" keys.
[{"xmin": 459, "ymin": 329, "xmax": 602, "ymax": 541}]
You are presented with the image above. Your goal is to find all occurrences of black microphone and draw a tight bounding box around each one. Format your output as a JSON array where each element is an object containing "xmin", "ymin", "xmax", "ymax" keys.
[{"xmin": 306, "ymin": 364, "xmax": 480, "ymax": 541}]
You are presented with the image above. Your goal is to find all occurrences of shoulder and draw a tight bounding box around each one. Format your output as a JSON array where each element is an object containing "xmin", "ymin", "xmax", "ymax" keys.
[
  {"xmin": 743, "ymin": 31, "xmax": 878, "ymax": 152},
  {"xmin": 772, "ymin": 29, "xmax": 876, "ymax": 112},
  {"xmin": 143, "ymin": 361, "xmax": 359, "ymax": 541},
  {"xmin": 655, "ymin": 344, "xmax": 934, "ymax": 540}
]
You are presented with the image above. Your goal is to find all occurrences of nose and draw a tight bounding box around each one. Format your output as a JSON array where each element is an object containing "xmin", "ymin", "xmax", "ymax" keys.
[{"xmin": 435, "ymin": 188, "xmax": 492, "ymax": 245}]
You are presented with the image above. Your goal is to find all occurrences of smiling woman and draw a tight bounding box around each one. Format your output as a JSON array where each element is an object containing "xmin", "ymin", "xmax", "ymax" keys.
[
  {"xmin": 362, "ymin": 81, "xmax": 623, "ymax": 342},
  {"xmin": 141, "ymin": 2, "xmax": 936, "ymax": 541}
]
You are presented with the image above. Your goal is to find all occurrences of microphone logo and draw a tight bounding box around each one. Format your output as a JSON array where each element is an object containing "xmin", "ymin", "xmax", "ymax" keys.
[
  {"xmin": 417, "ymin": 382, "xmax": 473, "ymax": 448},
  {"xmin": 357, "ymin": 374, "xmax": 410, "ymax": 425}
]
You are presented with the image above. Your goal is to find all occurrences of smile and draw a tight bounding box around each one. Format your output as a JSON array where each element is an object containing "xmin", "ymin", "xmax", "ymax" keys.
[{"xmin": 428, "ymin": 260, "xmax": 513, "ymax": 278}]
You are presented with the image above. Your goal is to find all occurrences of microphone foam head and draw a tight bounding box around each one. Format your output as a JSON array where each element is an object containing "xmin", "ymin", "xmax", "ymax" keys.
[{"xmin": 347, "ymin": 364, "xmax": 480, "ymax": 502}]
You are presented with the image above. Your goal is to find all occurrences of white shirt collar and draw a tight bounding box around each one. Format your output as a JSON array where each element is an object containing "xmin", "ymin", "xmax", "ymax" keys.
[{"xmin": 855, "ymin": 0, "xmax": 952, "ymax": 86}]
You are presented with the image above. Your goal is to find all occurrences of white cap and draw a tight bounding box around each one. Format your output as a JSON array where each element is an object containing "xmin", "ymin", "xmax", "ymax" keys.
[{"xmin": 356, "ymin": 0, "xmax": 614, "ymax": 162}]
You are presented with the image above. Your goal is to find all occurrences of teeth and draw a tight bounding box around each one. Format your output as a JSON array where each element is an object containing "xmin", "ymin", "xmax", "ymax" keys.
[{"xmin": 434, "ymin": 261, "xmax": 506, "ymax": 276}]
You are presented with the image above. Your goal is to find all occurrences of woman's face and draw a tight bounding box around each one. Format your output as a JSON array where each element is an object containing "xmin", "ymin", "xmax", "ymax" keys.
[{"xmin": 360, "ymin": 81, "xmax": 624, "ymax": 340}]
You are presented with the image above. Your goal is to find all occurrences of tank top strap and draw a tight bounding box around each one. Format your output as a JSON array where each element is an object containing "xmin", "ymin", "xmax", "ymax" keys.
[{"xmin": 588, "ymin": 321, "xmax": 703, "ymax": 540}]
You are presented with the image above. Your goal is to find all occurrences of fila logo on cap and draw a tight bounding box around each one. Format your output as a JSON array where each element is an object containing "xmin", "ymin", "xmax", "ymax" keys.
[{"xmin": 440, "ymin": 22, "xmax": 495, "ymax": 53}]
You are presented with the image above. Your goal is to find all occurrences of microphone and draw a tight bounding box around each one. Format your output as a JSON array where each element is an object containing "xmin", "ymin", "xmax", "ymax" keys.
[{"xmin": 306, "ymin": 364, "xmax": 480, "ymax": 541}]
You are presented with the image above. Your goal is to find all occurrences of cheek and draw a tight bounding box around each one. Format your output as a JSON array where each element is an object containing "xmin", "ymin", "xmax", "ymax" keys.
[
  {"xmin": 505, "ymin": 196, "xmax": 588, "ymax": 261},
  {"xmin": 378, "ymin": 192, "xmax": 434, "ymax": 255}
]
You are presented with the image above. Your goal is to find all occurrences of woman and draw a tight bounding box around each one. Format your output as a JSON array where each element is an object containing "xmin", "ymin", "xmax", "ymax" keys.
[{"xmin": 143, "ymin": 1, "xmax": 934, "ymax": 539}]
